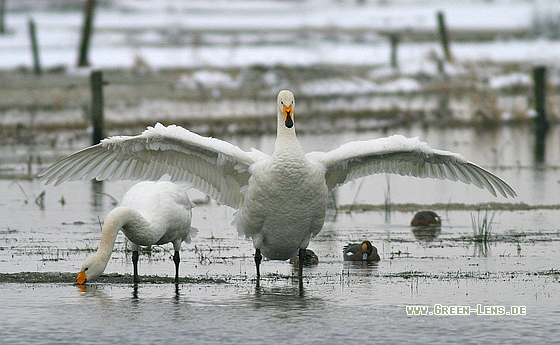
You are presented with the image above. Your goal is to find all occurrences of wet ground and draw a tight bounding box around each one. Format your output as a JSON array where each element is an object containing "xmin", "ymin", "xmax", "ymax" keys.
[{"xmin": 1, "ymin": 123, "xmax": 559, "ymax": 343}]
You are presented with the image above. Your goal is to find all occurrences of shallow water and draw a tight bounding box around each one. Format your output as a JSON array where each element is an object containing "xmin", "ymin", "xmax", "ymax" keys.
[
  {"xmin": 1, "ymin": 124, "xmax": 560, "ymax": 343},
  {"xmin": 1, "ymin": 275, "xmax": 559, "ymax": 344}
]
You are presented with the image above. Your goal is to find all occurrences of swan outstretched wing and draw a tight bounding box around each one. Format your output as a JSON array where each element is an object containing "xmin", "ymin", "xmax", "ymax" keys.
[
  {"xmin": 38, "ymin": 123, "xmax": 260, "ymax": 208},
  {"xmin": 306, "ymin": 135, "xmax": 516, "ymax": 198}
]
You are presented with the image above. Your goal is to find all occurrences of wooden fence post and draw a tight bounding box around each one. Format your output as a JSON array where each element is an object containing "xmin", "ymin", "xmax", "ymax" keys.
[
  {"xmin": 389, "ymin": 34, "xmax": 399, "ymax": 69},
  {"xmin": 0, "ymin": 0, "xmax": 6, "ymax": 35},
  {"xmin": 437, "ymin": 11, "xmax": 452, "ymax": 62},
  {"xmin": 28, "ymin": 18, "xmax": 41, "ymax": 75},
  {"xmin": 534, "ymin": 66, "xmax": 548, "ymax": 129},
  {"xmin": 78, "ymin": 0, "xmax": 96, "ymax": 67},
  {"xmin": 533, "ymin": 65, "xmax": 549, "ymax": 164},
  {"xmin": 90, "ymin": 70, "xmax": 106, "ymax": 144}
]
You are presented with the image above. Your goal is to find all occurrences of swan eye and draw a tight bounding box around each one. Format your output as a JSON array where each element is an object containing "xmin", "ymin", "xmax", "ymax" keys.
[{"xmin": 84, "ymin": 268, "xmax": 88, "ymax": 271}]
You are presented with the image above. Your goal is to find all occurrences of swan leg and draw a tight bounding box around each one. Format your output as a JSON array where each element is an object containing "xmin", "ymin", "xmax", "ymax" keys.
[
  {"xmin": 298, "ymin": 248, "xmax": 306, "ymax": 277},
  {"xmin": 132, "ymin": 250, "xmax": 140, "ymax": 284},
  {"xmin": 173, "ymin": 250, "xmax": 180, "ymax": 284},
  {"xmin": 254, "ymin": 249, "xmax": 262, "ymax": 278},
  {"xmin": 297, "ymin": 248, "xmax": 306, "ymax": 293}
]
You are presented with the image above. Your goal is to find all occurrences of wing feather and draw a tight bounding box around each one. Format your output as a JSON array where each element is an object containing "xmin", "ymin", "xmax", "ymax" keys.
[
  {"xmin": 443, "ymin": 163, "xmax": 458, "ymax": 182},
  {"xmin": 306, "ymin": 135, "xmax": 516, "ymax": 198},
  {"xmin": 38, "ymin": 123, "xmax": 260, "ymax": 209}
]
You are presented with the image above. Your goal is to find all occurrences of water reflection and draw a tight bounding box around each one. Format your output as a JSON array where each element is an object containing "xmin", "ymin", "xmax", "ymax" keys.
[
  {"xmin": 77, "ymin": 283, "xmax": 104, "ymax": 296},
  {"xmin": 250, "ymin": 284, "xmax": 325, "ymax": 312},
  {"xmin": 531, "ymin": 167, "xmax": 548, "ymax": 205},
  {"xmin": 257, "ymin": 272, "xmax": 305, "ymax": 295},
  {"xmin": 76, "ymin": 284, "xmax": 113, "ymax": 306},
  {"xmin": 534, "ymin": 124, "xmax": 548, "ymax": 165},
  {"xmin": 472, "ymin": 124, "xmax": 505, "ymax": 168},
  {"xmin": 77, "ymin": 284, "xmax": 87, "ymax": 294},
  {"xmin": 411, "ymin": 226, "xmax": 442, "ymax": 243},
  {"xmin": 77, "ymin": 282, "xmax": 182, "ymax": 304},
  {"xmin": 130, "ymin": 283, "xmax": 182, "ymax": 301},
  {"xmin": 341, "ymin": 261, "xmax": 380, "ymax": 287},
  {"xmin": 90, "ymin": 180, "xmax": 104, "ymax": 212},
  {"xmin": 343, "ymin": 261, "xmax": 379, "ymax": 272},
  {"xmin": 173, "ymin": 284, "xmax": 181, "ymax": 303},
  {"xmin": 473, "ymin": 241, "xmax": 491, "ymax": 258},
  {"xmin": 410, "ymin": 211, "xmax": 442, "ymax": 243}
]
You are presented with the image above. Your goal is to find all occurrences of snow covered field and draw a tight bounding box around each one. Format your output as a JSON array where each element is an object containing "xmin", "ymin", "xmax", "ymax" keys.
[
  {"xmin": 1, "ymin": 0, "xmax": 560, "ymax": 70},
  {"xmin": 1, "ymin": 1, "xmax": 560, "ymax": 129}
]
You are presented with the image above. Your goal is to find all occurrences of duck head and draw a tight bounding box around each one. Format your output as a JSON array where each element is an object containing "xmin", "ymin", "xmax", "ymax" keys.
[
  {"xmin": 361, "ymin": 240, "xmax": 380, "ymax": 261},
  {"xmin": 361, "ymin": 241, "xmax": 370, "ymax": 260}
]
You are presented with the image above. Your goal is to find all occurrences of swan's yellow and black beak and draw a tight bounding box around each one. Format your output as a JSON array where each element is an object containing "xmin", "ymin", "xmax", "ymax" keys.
[
  {"xmin": 76, "ymin": 270, "xmax": 87, "ymax": 285},
  {"xmin": 283, "ymin": 104, "xmax": 293, "ymax": 128}
]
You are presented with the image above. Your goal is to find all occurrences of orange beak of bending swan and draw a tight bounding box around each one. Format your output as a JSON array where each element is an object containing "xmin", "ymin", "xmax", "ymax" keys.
[
  {"xmin": 283, "ymin": 104, "xmax": 293, "ymax": 128},
  {"xmin": 76, "ymin": 271, "xmax": 87, "ymax": 285}
]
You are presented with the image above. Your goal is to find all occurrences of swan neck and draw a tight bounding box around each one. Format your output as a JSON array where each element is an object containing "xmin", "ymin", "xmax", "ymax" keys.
[
  {"xmin": 274, "ymin": 131, "xmax": 303, "ymax": 156},
  {"xmin": 275, "ymin": 112, "xmax": 303, "ymax": 154},
  {"xmin": 96, "ymin": 207, "xmax": 142, "ymax": 260}
]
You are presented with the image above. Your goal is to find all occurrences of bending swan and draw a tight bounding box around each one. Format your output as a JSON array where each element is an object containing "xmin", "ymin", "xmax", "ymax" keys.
[
  {"xmin": 76, "ymin": 180, "xmax": 196, "ymax": 284},
  {"xmin": 39, "ymin": 90, "xmax": 516, "ymax": 278}
]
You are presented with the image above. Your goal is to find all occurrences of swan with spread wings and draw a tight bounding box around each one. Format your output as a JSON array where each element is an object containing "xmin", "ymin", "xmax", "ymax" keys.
[{"xmin": 39, "ymin": 90, "xmax": 516, "ymax": 278}]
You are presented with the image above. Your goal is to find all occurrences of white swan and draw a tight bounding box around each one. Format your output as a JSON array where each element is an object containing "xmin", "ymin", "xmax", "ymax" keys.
[
  {"xmin": 76, "ymin": 180, "xmax": 196, "ymax": 285},
  {"xmin": 39, "ymin": 90, "xmax": 516, "ymax": 278}
]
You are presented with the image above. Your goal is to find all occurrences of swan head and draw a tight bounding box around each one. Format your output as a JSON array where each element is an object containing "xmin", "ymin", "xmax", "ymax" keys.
[
  {"xmin": 76, "ymin": 254, "xmax": 108, "ymax": 285},
  {"xmin": 277, "ymin": 90, "xmax": 295, "ymax": 129}
]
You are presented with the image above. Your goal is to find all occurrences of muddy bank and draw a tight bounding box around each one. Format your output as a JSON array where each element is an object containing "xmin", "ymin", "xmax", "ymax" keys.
[
  {"xmin": 2, "ymin": 268, "xmax": 559, "ymax": 284},
  {"xmin": 0, "ymin": 272, "xmax": 231, "ymax": 284}
]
